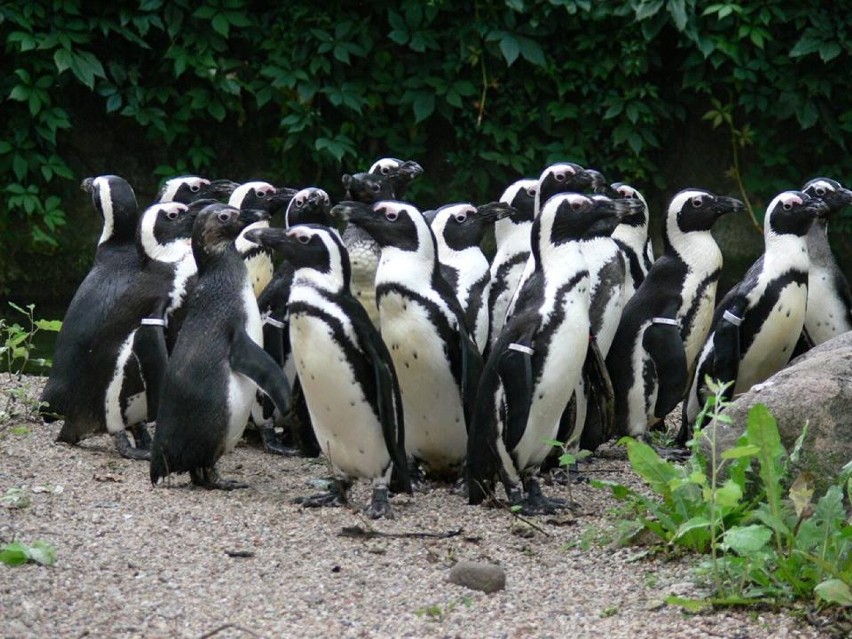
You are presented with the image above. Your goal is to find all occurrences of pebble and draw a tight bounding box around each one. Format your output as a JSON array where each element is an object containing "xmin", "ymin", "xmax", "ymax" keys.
[{"xmin": 447, "ymin": 560, "xmax": 506, "ymax": 593}]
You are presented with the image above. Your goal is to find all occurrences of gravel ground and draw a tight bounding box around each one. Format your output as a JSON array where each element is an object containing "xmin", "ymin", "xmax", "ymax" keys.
[{"xmin": 0, "ymin": 376, "xmax": 837, "ymax": 639}]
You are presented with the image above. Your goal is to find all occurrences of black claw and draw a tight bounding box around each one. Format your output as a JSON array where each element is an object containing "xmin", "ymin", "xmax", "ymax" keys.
[
  {"xmin": 363, "ymin": 486, "xmax": 394, "ymax": 519},
  {"xmin": 259, "ymin": 425, "xmax": 300, "ymax": 456},
  {"xmin": 190, "ymin": 467, "xmax": 248, "ymax": 490},
  {"xmin": 113, "ymin": 431, "xmax": 150, "ymax": 461}
]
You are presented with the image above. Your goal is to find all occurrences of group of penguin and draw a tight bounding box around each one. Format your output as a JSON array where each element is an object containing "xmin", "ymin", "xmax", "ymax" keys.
[{"xmin": 38, "ymin": 156, "xmax": 852, "ymax": 518}]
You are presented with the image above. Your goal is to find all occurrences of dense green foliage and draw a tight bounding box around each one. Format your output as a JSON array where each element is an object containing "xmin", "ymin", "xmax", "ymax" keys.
[
  {"xmin": 2, "ymin": 1, "xmax": 851, "ymax": 294},
  {"xmin": 597, "ymin": 384, "xmax": 852, "ymax": 608}
]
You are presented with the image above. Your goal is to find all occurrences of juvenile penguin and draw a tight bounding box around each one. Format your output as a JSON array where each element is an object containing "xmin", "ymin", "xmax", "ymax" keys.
[
  {"xmin": 331, "ymin": 200, "xmax": 482, "ymax": 480},
  {"xmin": 680, "ymin": 191, "xmax": 828, "ymax": 439},
  {"xmin": 607, "ymin": 190, "xmax": 743, "ymax": 439},
  {"xmin": 246, "ymin": 224, "xmax": 410, "ymax": 517},
  {"xmin": 466, "ymin": 194, "xmax": 625, "ymax": 513},
  {"xmin": 156, "ymin": 175, "xmax": 238, "ymax": 204},
  {"xmin": 429, "ymin": 201, "xmax": 513, "ymax": 353},
  {"xmin": 229, "ymin": 181, "xmax": 296, "ymax": 296},
  {"xmin": 611, "ymin": 182, "xmax": 654, "ymax": 300},
  {"xmin": 149, "ymin": 204, "xmax": 291, "ymax": 489},
  {"xmin": 55, "ymin": 202, "xmax": 198, "ymax": 459},
  {"xmin": 488, "ymin": 179, "xmax": 538, "ymax": 346},
  {"xmin": 40, "ymin": 175, "xmax": 140, "ymax": 421},
  {"xmin": 799, "ymin": 177, "xmax": 852, "ymax": 345}
]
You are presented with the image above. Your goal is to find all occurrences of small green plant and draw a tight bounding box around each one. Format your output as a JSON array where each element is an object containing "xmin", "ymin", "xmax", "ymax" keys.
[
  {"xmin": 595, "ymin": 379, "xmax": 852, "ymax": 609},
  {"xmin": 0, "ymin": 540, "xmax": 56, "ymax": 566},
  {"xmin": 1, "ymin": 302, "xmax": 61, "ymax": 378}
]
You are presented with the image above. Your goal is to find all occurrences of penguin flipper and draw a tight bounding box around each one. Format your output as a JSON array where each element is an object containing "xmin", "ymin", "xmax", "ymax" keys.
[
  {"xmin": 579, "ymin": 337, "xmax": 615, "ymax": 452},
  {"xmin": 500, "ymin": 333, "xmax": 536, "ymax": 453},
  {"xmin": 133, "ymin": 318, "xmax": 169, "ymax": 421},
  {"xmin": 711, "ymin": 296, "xmax": 747, "ymax": 401},
  {"xmin": 229, "ymin": 328, "xmax": 291, "ymax": 416},
  {"xmin": 643, "ymin": 317, "xmax": 687, "ymax": 420}
]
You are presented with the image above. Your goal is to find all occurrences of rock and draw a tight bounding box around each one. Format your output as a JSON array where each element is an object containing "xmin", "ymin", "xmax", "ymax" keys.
[
  {"xmin": 704, "ymin": 331, "xmax": 852, "ymax": 494},
  {"xmin": 448, "ymin": 560, "xmax": 506, "ymax": 594}
]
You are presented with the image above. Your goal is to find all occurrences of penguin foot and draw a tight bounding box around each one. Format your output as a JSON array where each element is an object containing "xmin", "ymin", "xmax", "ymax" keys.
[
  {"xmin": 547, "ymin": 462, "xmax": 590, "ymax": 486},
  {"xmin": 450, "ymin": 477, "xmax": 469, "ymax": 499},
  {"xmin": 363, "ymin": 486, "xmax": 394, "ymax": 520},
  {"xmin": 653, "ymin": 445, "xmax": 690, "ymax": 462},
  {"xmin": 113, "ymin": 431, "xmax": 151, "ymax": 461},
  {"xmin": 129, "ymin": 423, "xmax": 152, "ymax": 450},
  {"xmin": 259, "ymin": 425, "xmax": 300, "ymax": 456},
  {"xmin": 190, "ymin": 467, "xmax": 248, "ymax": 490},
  {"xmin": 516, "ymin": 478, "xmax": 570, "ymax": 516},
  {"xmin": 294, "ymin": 478, "xmax": 350, "ymax": 508}
]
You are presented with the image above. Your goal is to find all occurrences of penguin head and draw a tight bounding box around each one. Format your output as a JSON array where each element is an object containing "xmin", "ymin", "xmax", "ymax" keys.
[
  {"xmin": 587, "ymin": 169, "xmax": 619, "ymax": 197},
  {"xmin": 83, "ymin": 175, "xmax": 139, "ymax": 245},
  {"xmin": 245, "ymin": 224, "xmax": 349, "ymax": 290},
  {"xmin": 535, "ymin": 162, "xmax": 593, "ymax": 216},
  {"xmin": 331, "ymin": 200, "xmax": 430, "ymax": 254},
  {"xmin": 192, "ymin": 203, "xmax": 268, "ymax": 264},
  {"xmin": 499, "ymin": 179, "xmax": 537, "ymax": 224},
  {"xmin": 611, "ymin": 183, "xmax": 650, "ymax": 228},
  {"xmin": 801, "ymin": 177, "xmax": 852, "ymax": 217},
  {"xmin": 157, "ymin": 175, "xmax": 211, "ymax": 204},
  {"xmin": 228, "ymin": 181, "xmax": 295, "ymax": 215},
  {"xmin": 369, "ymin": 157, "xmax": 424, "ymax": 198},
  {"xmin": 667, "ymin": 189, "xmax": 743, "ymax": 239},
  {"xmin": 341, "ymin": 172, "xmax": 395, "ymax": 203},
  {"xmin": 764, "ymin": 191, "xmax": 828, "ymax": 238},
  {"xmin": 539, "ymin": 193, "xmax": 626, "ymax": 246},
  {"xmin": 137, "ymin": 202, "xmax": 195, "ymax": 263},
  {"xmin": 284, "ymin": 187, "xmax": 332, "ymax": 229}
]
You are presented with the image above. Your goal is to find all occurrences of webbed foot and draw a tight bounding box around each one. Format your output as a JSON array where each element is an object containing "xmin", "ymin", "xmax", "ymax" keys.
[
  {"xmin": 294, "ymin": 479, "xmax": 350, "ymax": 508},
  {"xmin": 113, "ymin": 431, "xmax": 150, "ymax": 461},
  {"xmin": 190, "ymin": 467, "xmax": 248, "ymax": 490},
  {"xmin": 129, "ymin": 423, "xmax": 152, "ymax": 450},
  {"xmin": 259, "ymin": 424, "xmax": 299, "ymax": 456},
  {"xmin": 516, "ymin": 478, "xmax": 571, "ymax": 515},
  {"xmin": 363, "ymin": 486, "xmax": 394, "ymax": 519}
]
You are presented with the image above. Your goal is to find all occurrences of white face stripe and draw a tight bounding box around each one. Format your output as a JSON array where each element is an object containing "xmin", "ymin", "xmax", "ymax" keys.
[
  {"xmin": 228, "ymin": 181, "xmax": 276, "ymax": 208},
  {"xmin": 289, "ymin": 226, "xmax": 347, "ymax": 292},
  {"xmin": 534, "ymin": 163, "xmax": 579, "ymax": 218},
  {"xmin": 764, "ymin": 191, "xmax": 805, "ymax": 241},
  {"xmin": 369, "ymin": 158, "xmax": 400, "ymax": 173},
  {"xmin": 666, "ymin": 189, "xmax": 710, "ymax": 249},
  {"xmin": 139, "ymin": 203, "xmax": 192, "ymax": 263},
  {"xmin": 95, "ymin": 176, "xmax": 115, "ymax": 245},
  {"xmin": 500, "ymin": 179, "xmax": 537, "ymax": 205},
  {"xmin": 430, "ymin": 203, "xmax": 475, "ymax": 241},
  {"xmin": 159, "ymin": 176, "xmax": 210, "ymax": 203}
]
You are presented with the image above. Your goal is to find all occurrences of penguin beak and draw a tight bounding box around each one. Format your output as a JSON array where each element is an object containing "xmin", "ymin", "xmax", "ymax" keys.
[
  {"xmin": 204, "ymin": 179, "xmax": 240, "ymax": 200},
  {"xmin": 819, "ymin": 187, "xmax": 852, "ymax": 216},
  {"xmin": 475, "ymin": 201, "xmax": 515, "ymax": 223},
  {"xmin": 711, "ymin": 196, "xmax": 744, "ymax": 218},
  {"xmin": 81, "ymin": 177, "xmax": 95, "ymax": 194},
  {"xmin": 612, "ymin": 197, "xmax": 643, "ymax": 221},
  {"xmin": 397, "ymin": 160, "xmax": 424, "ymax": 180},
  {"xmin": 187, "ymin": 198, "xmax": 220, "ymax": 217},
  {"xmin": 238, "ymin": 208, "xmax": 270, "ymax": 227},
  {"xmin": 330, "ymin": 200, "xmax": 374, "ymax": 224},
  {"xmin": 807, "ymin": 197, "xmax": 831, "ymax": 219},
  {"xmin": 244, "ymin": 226, "xmax": 287, "ymax": 249}
]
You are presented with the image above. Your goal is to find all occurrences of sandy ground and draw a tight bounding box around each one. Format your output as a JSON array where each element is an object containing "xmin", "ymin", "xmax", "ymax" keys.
[{"xmin": 0, "ymin": 376, "xmax": 840, "ymax": 639}]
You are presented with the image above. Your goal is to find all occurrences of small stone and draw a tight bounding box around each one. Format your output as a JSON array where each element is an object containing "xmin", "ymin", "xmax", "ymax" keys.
[{"xmin": 448, "ymin": 560, "xmax": 506, "ymax": 594}]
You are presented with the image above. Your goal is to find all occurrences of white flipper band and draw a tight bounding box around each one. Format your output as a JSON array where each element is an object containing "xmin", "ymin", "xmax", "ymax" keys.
[
  {"xmin": 140, "ymin": 317, "xmax": 167, "ymax": 327},
  {"xmin": 508, "ymin": 343, "xmax": 534, "ymax": 356},
  {"xmin": 722, "ymin": 310, "xmax": 743, "ymax": 326},
  {"xmin": 651, "ymin": 317, "xmax": 679, "ymax": 327},
  {"xmin": 264, "ymin": 316, "xmax": 286, "ymax": 329}
]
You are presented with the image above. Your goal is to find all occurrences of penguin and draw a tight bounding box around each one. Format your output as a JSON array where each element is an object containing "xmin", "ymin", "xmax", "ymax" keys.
[
  {"xmin": 607, "ymin": 189, "xmax": 743, "ymax": 439},
  {"xmin": 229, "ymin": 181, "xmax": 296, "ymax": 296},
  {"xmin": 40, "ymin": 175, "xmax": 140, "ymax": 422},
  {"xmin": 331, "ymin": 199, "xmax": 482, "ymax": 480},
  {"xmin": 368, "ymin": 158, "xmax": 424, "ymax": 198},
  {"xmin": 428, "ymin": 201, "xmax": 514, "ymax": 353},
  {"xmin": 150, "ymin": 203, "xmax": 292, "ymax": 490},
  {"xmin": 251, "ymin": 187, "xmax": 334, "ymax": 455},
  {"xmin": 156, "ymin": 176, "xmax": 239, "ymax": 204},
  {"xmin": 798, "ymin": 177, "xmax": 852, "ymax": 346},
  {"xmin": 680, "ymin": 191, "xmax": 829, "ymax": 440},
  {"xmin": 503, "ymin": 162, "xmax": 595, "ymax": 322},
  {"xmin": 487, "ymin": 179, "xmax": 538, "ymax": 346},
  {"xmin": 245, "ymin": 224, "xmax": 411, "ymax": 517},
  {"xmin": 466, "ymin": 194, "xmax": 627, "ymax": 514},
  {"xmin": 54, "ymin": 202, "xmax": 198, "ymax": 459},
  {"xmin": 611, "ymin": 182, "xmax": 654, "ymax": 300}
]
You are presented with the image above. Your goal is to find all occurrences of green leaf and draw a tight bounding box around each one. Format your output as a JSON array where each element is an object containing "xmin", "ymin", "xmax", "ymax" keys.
[
  {"xmin": 499, "ymin": 34, "xmax": 520, "ymax": 66},
  {"xmin": 212, "ymin": 14, "xmax": 230, "ymax": 37},
  {"xmin": 665, "ymin": 595, "xmax": 712, "ymax": 613},
  {"xmin": 720, "ymin": 444, "xmax": 759, "ymax": 460},
  {"xmin": 35, "ymin": 320, "xmax": 62, "ymax": 332},
  {"xmin": 54, "ymin": 48, "xmax": 73, "ymax": 74},
  {"xmin": 714, "ymin": 479, "xmax": 743, "ymax": 509},
  {"xmin": 0, "ymin": 543, "xmax": 29, "ymax": 566},
  {"xmin": 517, "ymin": 36, "xmax": 546, "ymax": 67},
  {"xmin": 25, "ymin": 541, "xmax": 57, "ymax": 566},
  {"xmin": 722, "ymin": 524, "xmax": 772, "ymax": 555},
  {"xmin": 634, "ymin": 0, "xmax": 664, "ymax": 21},
  {"xmin": 672, "ymin": 516, "xmax": 710, "ymax": 541},
  {"xmin": 746, "ymin": 404, "xmax": 785, "ymax": 519},
  {"xmin": 667, "ymin": 0, "xmax": 688, "ymax": 32},
  {"xmin": 413, "ymin": 92, "xmax": 435, "ymax": 123},
  {"xmin": 814, "ymin": 579, "xmax": 852, "ymax": 606},
  {"xmin": 625, "ymin": 438, "xmax": 679, "ymax": 498}
]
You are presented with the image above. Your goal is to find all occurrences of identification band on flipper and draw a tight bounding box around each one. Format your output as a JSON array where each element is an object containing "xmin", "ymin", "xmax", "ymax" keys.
[
  {"xmin": 141, "ymin": 317, "xmax": 167, "ymax": 327},
  {"xmin": 651, "ymin": 317, "xmax": 679, "ymax": 327},
  {"xmin": 508, "ymin": 343, "xmax": 534, "ymax": 356},
  {"xmin": 722, "ymin": 310, "xmax": 744, "ymax": 326},
  {"xmin": 264, "ymin": 315, "xmax": 286, "ymax": 329}
]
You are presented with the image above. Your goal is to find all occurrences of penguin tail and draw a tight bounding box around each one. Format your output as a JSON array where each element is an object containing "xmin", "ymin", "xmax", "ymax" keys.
[{"xmin": 149, "ymin": 447, "xmax": 170, "ymax": 486}]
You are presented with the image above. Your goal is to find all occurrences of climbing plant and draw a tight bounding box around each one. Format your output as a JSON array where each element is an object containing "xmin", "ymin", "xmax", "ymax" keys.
[{"xmin": 1, "ymin": 0, "xmax": 850, "ymax": 295}]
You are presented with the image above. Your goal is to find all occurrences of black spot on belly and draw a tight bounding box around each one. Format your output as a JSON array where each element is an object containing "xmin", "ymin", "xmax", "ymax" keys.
[
  {"xmin": 785, "ymin": 310, "xmax": 790, "ymax": 317},
  {"xmin": 404, "ymin": 362, "xmax": 410, "ymax": 368},
  {"xmin": 413, "ymin": 351, "xmax": 418, "ymax": 359},
  {"xmin": 782, "ymin": 346, "xmax": 787, "ymax": 353},
  {"xmin": 358, "ymin": 448, "xmax": 365, "ymax": 455},
  {"xmin": 349, "ymin": 400, "xmax": 356, "ymax": 407}
]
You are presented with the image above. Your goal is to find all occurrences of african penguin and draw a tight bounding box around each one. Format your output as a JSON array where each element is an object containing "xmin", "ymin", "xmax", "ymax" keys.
[
  {"xmin": 229, "ymin": 181, "xmax": 296, "ymax": 297},
  {"xmin": 156, "ymin": 176, "xmax": 239, "ymax": 204},
  {"xmin": 429, "ymin": 201, "xmax": 513, "ymax": 353},
  {"xmin": 150, "ymin": 203, "xmax": 291, "ymax": 489},
  {"xmin": 488, "ymin": 179, "xmax": 538, "ymax": 346},
  {"xmin": 246, "ymin": 224, "xmax": 411, "ymax": 517},
  {"xmin": 679, "ymin": 191, "xmax": 828, "ymax": 441},
  {"xmin": 466, "ymin": 194, "xmax": 625, "ymax": 514},
  {"xmin": 331, "ymin": 199, "xmax": 482, "ymax": 480},
  {"xmin": 611, "ymin": 182, "xmax": 654, "ymax": 300},
  {"xmin": 606, "ymin": 189, "xmax": 743, "ymax": 439},
  {"xmin": 41, "ymin": 175, "xmax": 140, "ymax": 422},
  {"xmin": 57, "ymin": 202, "xmax": 198, "ymax": 459},
  {"xmin": 799, "ymin": 177, "xmax": 852, "ymax": 346}
]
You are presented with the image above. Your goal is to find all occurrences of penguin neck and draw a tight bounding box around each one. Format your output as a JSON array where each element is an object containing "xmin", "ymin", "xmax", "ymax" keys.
[
  {"xmin": 236, "ymin": 220, "xmax": 270, "ymax": 256},
  {"xmin": 292, "ymin": 266, "xmax": 345, "ymax": 295},
  {"xmin": 665, "ymin": 228, "xmax": 722, "ymax": 275},
  {"xmin": 805, "ymin": 218, "xmax": 835, "ymax": 267},
  {"xmin": 611, "ymin": 220, "xmax": 648, "ymax": 254},
  {"xmin": 494, "ymin": 218, "xmax": 531, "ymax": 251},
  {"xmin": 376, "ymin": 245, "xmax": 437, "ymax": 292},
  {"xmin": 764, "ymin": 230, "xmax": 810, "ymax": 274},
  {"xmin": 145, "ymin": 238, "xmax": 193, "ymax": 265}
]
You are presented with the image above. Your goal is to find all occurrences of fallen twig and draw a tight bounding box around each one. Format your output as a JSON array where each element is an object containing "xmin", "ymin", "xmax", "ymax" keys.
[{"xmin": 339, "ymin": 525, "xmax": 464, "ymax": 540}]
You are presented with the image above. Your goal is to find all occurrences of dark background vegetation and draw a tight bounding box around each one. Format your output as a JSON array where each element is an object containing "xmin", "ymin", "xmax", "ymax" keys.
[{"xmin": 2, "ymin": 0, "xmax": 850, "ymax": 317}]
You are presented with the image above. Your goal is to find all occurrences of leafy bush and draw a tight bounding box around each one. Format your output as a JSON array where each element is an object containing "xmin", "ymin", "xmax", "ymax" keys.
[{"xmin": 596, "ymin": 382, "xmax": 852, "ymax": 607}]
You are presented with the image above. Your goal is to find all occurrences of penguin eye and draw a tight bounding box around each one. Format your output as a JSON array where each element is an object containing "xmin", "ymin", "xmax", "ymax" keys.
[
  {"xmin": 815, "ymin": 187, "xmax": 826, "ymax": 196},
  {"xmin": 380, "ymin": 166, "xmax": 391, "ymax": 175},
  {"xmin": 454, "ymin": 214, "xmax": 467, "ymax": 224},
  {"xmin": 691, "ymin": 196, "xmax": 703, "ymax": 208},
  {"xmin": 189, "ymin": 184, "xmax": 200, "ymax": 193},
  {"xmin": 554, "ymin": 173, "xmax": 566, "ymax": 183},
  {"xmin": 256, "ymin": 190, "xmax": 267, "ymax": 198},
  {"xmin": 571, "ymin": 200, "xmax": 583, "ymax": 210},
  {"xmin": 385, "ymin": 209, "xmax": 399, "ymax": 222},
  {"xmin": 295, "ymin": 197, "xmax": 304, "ymax": 208},
  {"xmin": 526, "ymin": 187, "xmax": 536, "ymax": 197},
  {"xmin": 166, "ymin": 209, "xmax": 180, "ymax": 220},
  {"xmin": 782, "ymin": 201, "xmax": 793, "ymax": 211},
  {"xmin": 297, "ymin": 233, "xmax": 311, "ymax": 244},
  {"xmin": 218, "ymin": 212, "xmax": 231, "ymax": 223},
  {"xmin": 371, "ymin": 183, "xmax": 381, "ymax": 193}
]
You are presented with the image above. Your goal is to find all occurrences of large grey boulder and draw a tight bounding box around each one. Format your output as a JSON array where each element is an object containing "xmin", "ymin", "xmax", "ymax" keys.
[{"xmin": 704, "ymin": 331, "xmax": 852, "ymax": 493}]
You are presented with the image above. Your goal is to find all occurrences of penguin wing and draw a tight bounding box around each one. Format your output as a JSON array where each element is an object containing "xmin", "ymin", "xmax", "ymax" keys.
[
  {"xmin": 578, "ymin": 337, "xmax": 615, "ymax": 452},
  {"xmin": 343, "ymin": 294, "xmax": 411, "ymax": 493},
  {"xmin": 497, "ymin": 317, "xmax": 538, "ymax": 453},
  {"xmin": 642, "ymin": 310, "xmax": 688, "ymax": 420},
  {"xmin": 710, "ymin": 293, "xmax": 748, "ymax": 400},
  {"xmin": 133, "ymin": 317, "xmax": 169, "ymax": 421},
  {"xmin": 229, "ymin": 328, "xmax": 291, "ymax": 416}
]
